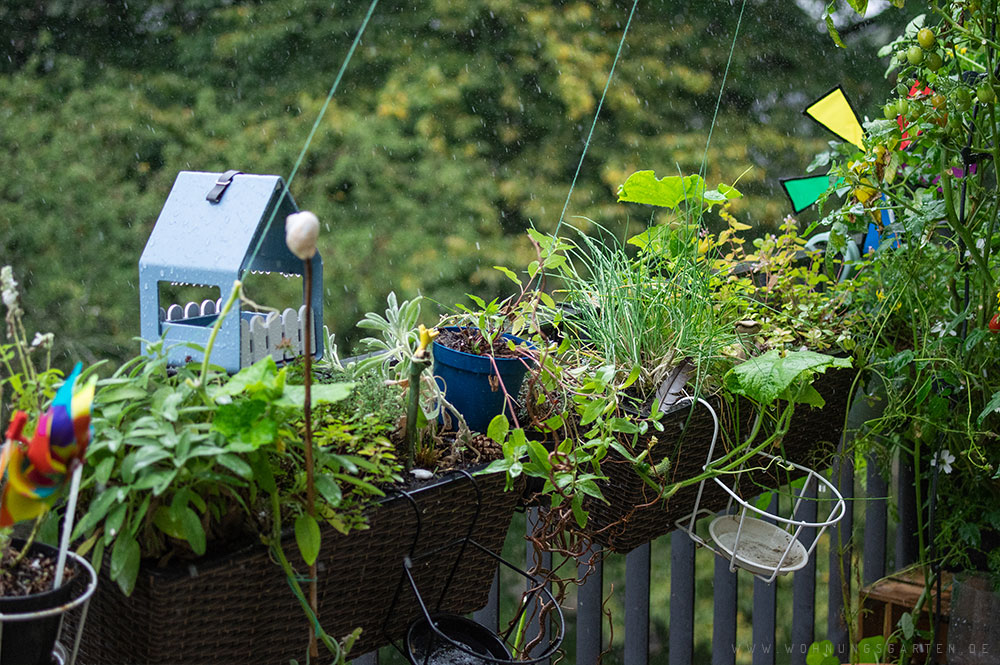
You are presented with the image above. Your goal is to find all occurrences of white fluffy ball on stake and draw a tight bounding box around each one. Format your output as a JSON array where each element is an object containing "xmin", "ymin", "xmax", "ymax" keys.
[{"xmin": 285, "ymin": 210, "xmax": 320, "ymax": 260}]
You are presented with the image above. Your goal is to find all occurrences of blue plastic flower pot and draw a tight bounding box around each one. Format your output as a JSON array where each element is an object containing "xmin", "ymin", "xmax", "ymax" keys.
[{"xmin": 432, "ymin": 327, "xmax": 533, "ymax": 433}]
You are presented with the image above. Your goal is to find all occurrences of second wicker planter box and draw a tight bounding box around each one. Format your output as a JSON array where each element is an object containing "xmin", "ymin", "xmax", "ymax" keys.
[{"xmin": 584, "ymin": 368, "xmax": 857, "ymax": 552}]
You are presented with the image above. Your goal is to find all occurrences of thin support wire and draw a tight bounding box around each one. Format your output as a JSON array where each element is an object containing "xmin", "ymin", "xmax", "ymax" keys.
[
  {"xmin": 242, "ymin": 0, "xmax": 382, "ymax": 278},
  {"xmin": 699, "ymin": 0, "xmax": 749, "ymax": 183},
  {"xmin": 553, "ymin": 0, "xmax": 640, "ymax": 238}
]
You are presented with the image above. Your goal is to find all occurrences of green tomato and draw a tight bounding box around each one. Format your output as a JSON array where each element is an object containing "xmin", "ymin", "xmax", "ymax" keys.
[
  {"xmin": 907, "ymin": 45, "xmax": 925, "ymax": 65},
  {"xmin": 925, "ymin": 52, "xmax": 943, "ymax": 71},
  {"xmin": 883, "ymin": 102, "xmax": 898, "ymax": 119},
  {"xmin": 896, "ymin": 50, "xmax": 909, "ymax": 63},
  {"xmin": 897, "ymin": 98, "xmax": 910, "ymax": 116},
  {"xmin": 977, "ymin": 83, "xmax": 996, "ymax": 104},
  {"xmin": 953, "ymin": 87, "xmax": 973, "ymax": 111},
  {"xmin": 918, "ymin": 28, "xmax": 936, "ymax": 49}
]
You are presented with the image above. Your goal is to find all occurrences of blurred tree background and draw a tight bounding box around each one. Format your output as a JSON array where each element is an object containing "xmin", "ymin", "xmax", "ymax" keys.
[{"xmin": 1, "ymin": 0, "xmax": 919, "ymax": 365}]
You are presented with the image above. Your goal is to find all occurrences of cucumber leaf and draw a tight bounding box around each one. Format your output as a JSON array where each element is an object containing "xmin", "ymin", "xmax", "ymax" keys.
[{"xmin": 724, "ymin": 350, "xmax": 851, "ymax": 407}]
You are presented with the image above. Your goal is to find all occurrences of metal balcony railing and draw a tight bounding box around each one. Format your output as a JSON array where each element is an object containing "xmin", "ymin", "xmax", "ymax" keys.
[{"xmin": 351, "ymin": 433, "xmax": 918, "ymax": 665}]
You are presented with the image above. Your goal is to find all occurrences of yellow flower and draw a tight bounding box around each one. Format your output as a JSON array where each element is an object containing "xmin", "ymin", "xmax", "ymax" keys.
[{"xmin": 416, "ymin": 324, "xmax": 439, "ymax": 359}]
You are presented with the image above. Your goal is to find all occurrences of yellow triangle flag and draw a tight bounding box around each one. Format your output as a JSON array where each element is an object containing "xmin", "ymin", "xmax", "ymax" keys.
[{"xmin": 804, "ymin": 87, "xmax": 864, "ymax": 150}]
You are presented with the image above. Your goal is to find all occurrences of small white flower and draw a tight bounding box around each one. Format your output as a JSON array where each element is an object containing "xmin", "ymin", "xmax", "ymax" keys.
[
  {"xmin": 0, "ymin": 266, "xmax": 15, "ymax": 291},
  {"xmin": 285, "ymin": 211, "xmax": 320, "ymax": 260},
  {"xmin": 1, "ymin": 266, "xmax": 18, "ymax": 310},
  {"xmin": 929, "ymin": 321, "xmax": 956, "ymax": 337},
  {"xmin": 31, "ymin": 332, "xmax": 54, "ymax": 349},
  {"xmin": 930, "ymin": 449, "xmax": 955, "ymax": 474}
]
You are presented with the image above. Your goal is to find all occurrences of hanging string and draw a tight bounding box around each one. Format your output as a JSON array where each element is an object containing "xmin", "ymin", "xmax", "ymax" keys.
[
  {"xmin": 699, "ymin": 0, "xmax": 748, "ymax": 182},
  {"xmin": 242, "ymin": 0, "xmax": 381, "ymax": 277},
  {"xmin": 553, "ymin": 0, "xmax": 640, "ymax": 238}
]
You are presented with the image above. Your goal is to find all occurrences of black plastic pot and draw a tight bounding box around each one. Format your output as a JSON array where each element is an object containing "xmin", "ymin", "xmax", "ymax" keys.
[
  {"xmin": 398, "ymin": 535, "xmax": 564, "ymax": 665},
  {"xmin": 406, "ymin": 614, "xmax": 512, "ymax": 665},
  {"xmin": 0, "ymin": 539, "xmax": 94, "ymax": 665}
]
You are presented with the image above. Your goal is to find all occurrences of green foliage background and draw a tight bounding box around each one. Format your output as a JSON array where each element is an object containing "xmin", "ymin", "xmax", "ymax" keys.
[{"xmin": 0, "ymin": 0, "xmax": 916, "ymax": 365}]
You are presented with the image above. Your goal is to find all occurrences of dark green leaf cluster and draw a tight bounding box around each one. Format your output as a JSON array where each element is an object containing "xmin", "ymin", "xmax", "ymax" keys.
[{"xmin": 77, "ymin": 343, "xmax": 400, "ymax": 595}]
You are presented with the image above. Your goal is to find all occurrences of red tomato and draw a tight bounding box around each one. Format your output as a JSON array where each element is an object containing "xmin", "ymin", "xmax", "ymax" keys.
[{"xmin": 990, "ymin": 312, "xmax": 1000, "ymax": 333}]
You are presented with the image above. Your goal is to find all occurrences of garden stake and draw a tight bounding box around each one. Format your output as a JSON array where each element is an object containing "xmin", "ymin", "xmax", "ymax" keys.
[
  {"xmin": 405, "ymin": 325, "xmax": 437, "ymax": 471},
  {"xmin": 286, "ymin": 210, "xmax": 321, "ymax": 660},
  {"xmin": 303, "ymin": 256, "xmax": 318, "ymax": 660}
]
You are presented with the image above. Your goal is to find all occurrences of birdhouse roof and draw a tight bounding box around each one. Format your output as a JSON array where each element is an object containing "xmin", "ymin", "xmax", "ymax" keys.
[{"xmin": 139, "ymin": 171, "xmax": 303, "ymax": 282}]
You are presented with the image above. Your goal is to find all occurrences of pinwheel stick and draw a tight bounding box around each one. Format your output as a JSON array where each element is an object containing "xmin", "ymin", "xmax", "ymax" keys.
[{"xmin": 53, "ymin": 460, "xmax": 83, "ymax": 589}]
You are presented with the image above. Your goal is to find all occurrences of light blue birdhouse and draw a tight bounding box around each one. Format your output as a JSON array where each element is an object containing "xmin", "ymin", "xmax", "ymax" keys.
[{"xmin": 139, "ymin": 170, "xmax": 323, "ymax": 373}]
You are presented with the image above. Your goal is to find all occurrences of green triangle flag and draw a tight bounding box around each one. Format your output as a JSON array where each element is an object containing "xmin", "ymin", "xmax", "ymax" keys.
[{"xmin": 780, "ymin": 175, "xmax": 830, "ymax": 213}]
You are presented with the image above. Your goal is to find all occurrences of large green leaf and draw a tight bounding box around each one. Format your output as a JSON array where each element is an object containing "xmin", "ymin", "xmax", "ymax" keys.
[
  {"xmin": 216, "ymin": 356, "xmax": 285, "ymax": 400},
  {"xmin": 724, "ymin": 350, "xmax": 852, "ymax": 407},
  {"xmin": 617, "ymin": 171, "xmax": 741, "ymax": 211},
  {"xmin": 110, "ymin": 534, "xmax": 141, "ymax": 596},
  {"xmin": 618, "ymin": 171, "xmax": 706, "ymax": 209},
  {"xmin": 805, "ymin": 639, "xmax": 838, "ymax": 665}
]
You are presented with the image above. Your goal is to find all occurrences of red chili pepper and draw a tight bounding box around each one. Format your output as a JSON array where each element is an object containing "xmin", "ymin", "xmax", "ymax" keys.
[{"xmin": 990, "ymin": 312, "xmax": 1000, "ymax": 333}]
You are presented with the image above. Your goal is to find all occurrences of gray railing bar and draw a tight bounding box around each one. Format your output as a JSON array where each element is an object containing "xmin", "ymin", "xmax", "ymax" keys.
[
  {"xmin": 669, "ymin": 529, "xmax": 696, "ymax": 665},
  {"xmin": 827, "ymin": 445, "xmax": 855, "ymax": 659},
  {"xmin": 752, "ymin": 494, "xmax": 779, "ymax": 665},
  {"xmin": 525, "ymin": 507, "xmax": 552, "ymax": 663},
  {"xmin": 473, "ymin": 568, "xmax": 501, "ymax": 633},
  {"xmin": 624, "ymin": 542, "xmax": 651, "ymax": 665},
  {"xmin": 790, "ymin": 480, "xmax": 818, "ymax": 665},
  {"xmin": 712, "ymin": 514, "xmax": 739, "ymax": 665},
  {"xmin": 864, "ymin": 455, "xmax": 888, "ymax": 585},
  {"xmin": 576, "ymin": 543, "xmax": 604, "ymax": 665},
  {"xmin": 895, "ymin": 453, "xmax": 919, "ymax": 569}
]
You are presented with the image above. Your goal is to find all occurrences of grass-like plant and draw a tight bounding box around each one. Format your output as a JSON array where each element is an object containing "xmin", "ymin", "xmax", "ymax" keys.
[{"xmin": 557, "ymin": 221, "xmax": 740, "ymax": 403}]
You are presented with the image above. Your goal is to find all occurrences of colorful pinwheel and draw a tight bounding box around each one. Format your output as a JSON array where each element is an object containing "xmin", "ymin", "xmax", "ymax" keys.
[{"xmin": 0, "ymin": 362, "xmax": 96, "ymax": 527}]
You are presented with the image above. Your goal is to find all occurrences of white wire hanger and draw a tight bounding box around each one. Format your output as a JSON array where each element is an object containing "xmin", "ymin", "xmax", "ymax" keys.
[{"xmin": 674, "ymin": 397, "xmax": 847, "ymax": 584}]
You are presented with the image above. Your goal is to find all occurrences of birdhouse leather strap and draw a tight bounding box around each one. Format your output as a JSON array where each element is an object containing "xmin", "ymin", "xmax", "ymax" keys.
[{"xmin": 206, "ymin": 170, "xmax": 243, "ymax": 203}]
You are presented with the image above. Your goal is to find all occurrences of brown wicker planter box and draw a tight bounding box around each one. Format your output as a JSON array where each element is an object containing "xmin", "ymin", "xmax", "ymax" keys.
[
  {"xmin": 585, "ymin": 367, "xmax": 857, "ymax": 553},
  {"xmin": 72, "ymin": 469, "xmax": 520, "ymax": 664}
]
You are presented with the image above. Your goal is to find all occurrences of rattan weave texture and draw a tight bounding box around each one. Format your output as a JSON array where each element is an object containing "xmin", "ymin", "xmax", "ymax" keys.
[
  {"xmin": 73, "ymin": 470, "xmax": 519, "ymax": 664},
  {"xmin": 585, "ymin": 368, "xmax": 857, "ymax": 552}
]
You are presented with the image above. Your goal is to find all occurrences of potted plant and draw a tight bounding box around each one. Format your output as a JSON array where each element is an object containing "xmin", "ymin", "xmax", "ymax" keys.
[
  {"xmin": 426, "ymin": 236, "xmax": 567, "ymax": 435},
  {"xmin": 1, "ymin": 265, "xmax": 99, "ymax": 665},
  {"xmin": 482, "ymin": 173, "xmax": 863, "ymax": 553}
]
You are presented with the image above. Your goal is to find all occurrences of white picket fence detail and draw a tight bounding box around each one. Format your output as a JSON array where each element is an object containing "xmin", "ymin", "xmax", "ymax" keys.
[
  {"xmin": 160, "ymin": 298, "xmax": 222, "ymax": 323},
  {"xmin": 160, "ymin": 300, "xmax": 314, "ymax": 367}
]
